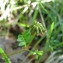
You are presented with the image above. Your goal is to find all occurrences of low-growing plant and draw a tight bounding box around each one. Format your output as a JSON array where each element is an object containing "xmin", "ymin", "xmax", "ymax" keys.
[
  {"xmin": 30, "ymin": 49, "xmax": 43, "ymax": 60},
  {"xmin": 0, "ymin": 0, "xmax": 63, "ymax": 63},
  {"xmin": 17, "ymin": 29, "xmax": 35, "ymax": 48}
]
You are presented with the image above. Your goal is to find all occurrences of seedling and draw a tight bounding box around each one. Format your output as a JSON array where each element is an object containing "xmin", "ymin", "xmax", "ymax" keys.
[{"xmin": 30, "ymin": 49, "xmax": 43, "ymax": 60}]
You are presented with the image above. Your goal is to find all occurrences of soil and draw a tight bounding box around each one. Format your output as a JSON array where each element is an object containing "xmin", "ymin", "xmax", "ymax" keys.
[{"xmin": 0, "ymin": 36, "xmax": 29, "ymax": 63}]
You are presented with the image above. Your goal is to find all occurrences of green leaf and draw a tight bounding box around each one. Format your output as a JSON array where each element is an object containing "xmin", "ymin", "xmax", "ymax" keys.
[
  {"xmin": 18, "ymin": 42, "xmax": 26, "ymax": 47},
  {"xmin": 36, "ymin": 55, "xmax": 39, "ymax": 60},
  {"xmin": 37, "ymin": 51, "xmax": 43, "ymax": 56},
  {"xmin": 32, "ymin": 6, "xmax": 39, "ymax": 23},
  {"xmin": 30, "ymin": 50, "xmax": 43, "ymax": 60},
  {"xmin": 22, "ymin": 30, "xmax": 32, "ymax": 43},
  {"xmin": 0, "ymin": 48, "xmax": 11, "ymax": 63},
  {"xmin": 50, "ymin": 22, "xmax": 54, "ymax": 34},
  {"xmin": 48, "ymin": 22, "xmax": 55, "ymax": 39},
  {"xmin": 0, "ymin": 48, "xmax": 4, "ymax": 53},
  {"xmin": 17, "ymin": 23, "xmax": 29, "ymax": 28},
  {"xmin": 17, "ymin": 29, "xmax": 32, "ymax": 47}
]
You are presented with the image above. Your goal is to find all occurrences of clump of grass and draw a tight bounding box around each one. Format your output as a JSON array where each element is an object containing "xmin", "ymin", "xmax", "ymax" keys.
[{"xmin": 0, "ymin": 0, "xmax": 63, "ymax": 63}]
